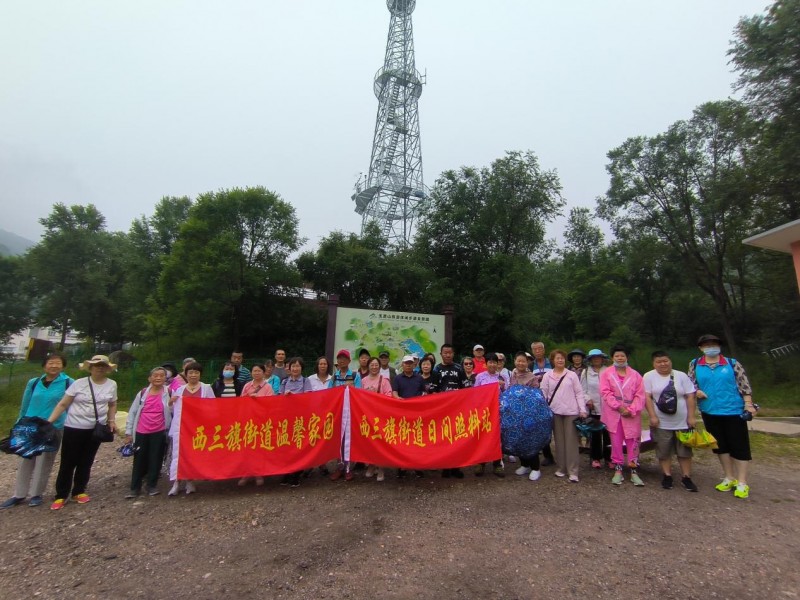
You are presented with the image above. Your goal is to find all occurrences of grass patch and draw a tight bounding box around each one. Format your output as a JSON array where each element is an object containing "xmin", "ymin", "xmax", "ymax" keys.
[{"xmin": 749, "ymin": 431, "xmax": 800, "ymax": 461}]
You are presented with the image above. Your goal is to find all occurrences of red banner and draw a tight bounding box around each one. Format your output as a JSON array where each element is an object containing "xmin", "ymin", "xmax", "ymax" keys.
[
  {"xmin": 348, "ymin": 386, "xmax": 501, "ymax": 469},
  {"xmin": 178, "ymin": 387, "xmax": 344, "ymax": 480}
]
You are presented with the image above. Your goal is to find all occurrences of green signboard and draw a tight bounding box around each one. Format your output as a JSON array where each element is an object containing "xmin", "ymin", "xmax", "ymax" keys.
[{"xmin": 334, "ymin": 307, "xmax": 445, "ymax": 370}]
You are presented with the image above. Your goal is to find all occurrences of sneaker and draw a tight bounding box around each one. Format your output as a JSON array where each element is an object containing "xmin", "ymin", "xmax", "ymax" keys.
[
  {"xmin": 74, "ymin": 493, "xmax": 91, "ymax": 504},
  {"xmin": 507, "ymin": 455, "xmax": 518, "ymax": 463},
  {"xmin": 414, "ymin": 470, "xmax": 425, "ymax": 479},
  {"xmin": 0, "ymin": 497, "xmax": 25, "ymax": 510},
  {"xmin": 541, "ymin": 458, "xmax": 555, "ymax": 467},
  {"xmin": 591, "ymin": 460, "xmax": 602, "ymax": 469},
  {"xmin": 569, "ymin": 475, "xmax": 579, "ymax": 483},
  {"xmin": 554, "ymin": 471, "xmax": 566, "ymax": 478},
  {"xmin": 661, "ymin": 475, "xmax": 673, "ymax": 490},
  {"xmin": 611, "ymin": 470, "xmax": 624, "ymax": 485},
  {"xmin": 168, "ymin": 482, "xmax": 179, "ymax": 496},
  {"xmin": 185, "ymin": 481, "xmax": 196, "ymax": 495},
  {"xmin": 630, "ymin": 472, "xmax": 644, "ymax": 486},
  {"xmin": 715, "ymin": 478, "xmax": 738, "ymax": 492},
  {"xmin": 451, "ymin": 468, "xmax": 465, "ymax": 479},
  {"xmin": 255, "ymin": 476, "xmax": 265, "ymax": 486},
  {"xmin": 734, "ymin": 483, "xmax": 749, "ymax": 499},
  {"xmin": 397, "ymin": 469, "xmax": 406, "ymax": 479},
  {"xmin": 515, "ymin": 466, "xmax": 532, "ymax": 476},
  {"xmin": 528, "ymin": 470, "xmax": 541, "ymax": 481},
  {"xmin": 238, "ymin": 478, "xmax": 248, "ymax": 486},
  {"xmin": 344, "ymin": 471, "xmax": 354, "ymax": 481},
  {"xmin": 28, "ymin": 496, "xmax": 43, "ymax": 507},
  {"xmin": 474, "ymin": 464, "xmax": 485, "ymax": 477},
  {"xmin": 376, "ymin": 469, "xmax": 385, "ymax": 482},
  {"xmin": 681, "ymin": 476, "xmax": 698, "ymax": 492},
  {"xmin": 493, "ymin": 464, "xmax": 505, "ymax": 478},
  {"xmin": 50, "ymin": 499, "xmax": 66, "ymax": 511},
  {"xmin": 124, "ymin": 490, "xmax": 140, "ymax": 499},
  {"xmin": 365, "ymin": 466, "xmax": 376, "ymax": 478},
  {"xmin": 289, "ymin": 475, "xmax": 301, "ymax": 488},
  {"xmin": 279, "ymin": 475, "xmax": 290, "ymax": 486},
  {"xmin": 330, "ymin": 469, "xmax": 344, "ymax": 482},
  {"xmin": 147, "ymin": 488, "xmax": 160, "ymax": 497}
]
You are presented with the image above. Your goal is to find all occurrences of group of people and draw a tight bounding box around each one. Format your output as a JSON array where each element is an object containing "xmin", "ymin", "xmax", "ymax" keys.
[{"xmin": 1, "ymin": 333, "xmax": 757, "ymax": 512}]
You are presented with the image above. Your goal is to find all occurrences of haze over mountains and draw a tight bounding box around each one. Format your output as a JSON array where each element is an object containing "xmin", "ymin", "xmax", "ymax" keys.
[{"xmin": 0, "ymin": 229, "xmax": 36, "ymax": 256}]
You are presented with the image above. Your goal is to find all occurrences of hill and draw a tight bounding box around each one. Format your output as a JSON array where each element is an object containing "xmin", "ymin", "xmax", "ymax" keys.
[{"xmin": 0, "ymin": 229, "xmax": 36, "ymax": 256}]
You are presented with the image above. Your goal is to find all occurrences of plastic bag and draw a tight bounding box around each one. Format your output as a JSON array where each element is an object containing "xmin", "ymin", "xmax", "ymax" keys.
[{"xmin": 677, "ymin": 428, "xmax": 718, "ymax": 450}]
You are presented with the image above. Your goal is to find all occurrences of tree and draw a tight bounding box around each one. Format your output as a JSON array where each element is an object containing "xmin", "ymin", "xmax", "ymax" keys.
[
  {"xmin": 414, "ymin": 151, "xmax": 565, "ymax": 350},
  {"xmin": 598, "ymin": 101, "xmax": 757, "ymax": 352},
  {"xmin": 730, "ymin": 0, "xmax": 800, "ymax": 228},
  {"xmin": 120, "ymin": 196, "xmax": 192, "ymax": 341},
  {"xmin": 297, "ymin": 222, "xmax": 430, "ymax": 311},
  {"xmin": 154, "ymin": 187, "xmax": 303, "ymax": 353},
  {"xmin": 26, "ymin": 204, "xmax": 122, "ymax": 347},
  {"xmin": 0, "ymin": 255, "xmax": 33, "ymax": 349}
]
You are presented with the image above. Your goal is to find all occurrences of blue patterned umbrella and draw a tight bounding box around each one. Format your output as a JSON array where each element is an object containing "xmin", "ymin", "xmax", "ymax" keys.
[{"xmin": 500, "ymin": 385, "xmax": 553, "ymax": 457}]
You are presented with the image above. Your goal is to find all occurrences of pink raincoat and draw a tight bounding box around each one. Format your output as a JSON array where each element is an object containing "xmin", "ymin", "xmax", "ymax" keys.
[{"xmin": 599, "ymin": 366, "xmax": 645, "ymax": 438}]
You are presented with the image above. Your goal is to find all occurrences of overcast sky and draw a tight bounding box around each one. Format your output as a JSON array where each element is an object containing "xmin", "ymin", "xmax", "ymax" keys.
[{"xmin": 0, "ymin": 0, "xmax": 768, "ymax": 249}]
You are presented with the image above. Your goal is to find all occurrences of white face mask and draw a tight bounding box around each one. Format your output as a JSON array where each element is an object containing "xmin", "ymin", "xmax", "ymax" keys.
[{"xmin": 702, "ymin": 346, "xmax": 721, "ymax": 357}]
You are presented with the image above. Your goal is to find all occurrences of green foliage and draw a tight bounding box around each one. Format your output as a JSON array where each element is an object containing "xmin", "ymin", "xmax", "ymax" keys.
[
  {"xmin": 154, "ymin": 187, "xmax": 305, "ymax": 355},
  {"xmin": 0, "ymin": 256, "xmax": 33, "ymax": 347},
  {"xmin": 598, "ymin": 101, "xmax": 758, "ymax": 352},
  {"xmin": 414, "ymin": 151, "xmax": 565, "ymax": 350}
]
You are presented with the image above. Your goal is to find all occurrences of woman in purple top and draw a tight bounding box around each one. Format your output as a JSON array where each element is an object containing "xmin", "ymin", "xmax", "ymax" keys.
[{"xmin": 279, "ymin": 358, "xmax": 312, "ymax": 487}]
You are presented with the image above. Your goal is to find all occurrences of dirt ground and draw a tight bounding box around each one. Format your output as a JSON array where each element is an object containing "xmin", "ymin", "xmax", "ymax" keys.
[{"xmin": 0, "ymin": 443, "xmax": 798, "ymax": 600}]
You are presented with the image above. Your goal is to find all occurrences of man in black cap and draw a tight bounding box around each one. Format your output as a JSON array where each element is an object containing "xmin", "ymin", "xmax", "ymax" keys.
[{"xmin": 378, "ymin": 351, "xmax": 396, "ymax": 382}]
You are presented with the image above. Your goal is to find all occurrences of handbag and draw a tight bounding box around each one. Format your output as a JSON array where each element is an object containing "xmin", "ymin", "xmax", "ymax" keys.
[
  {"xmin": 677, "ymin": 428, "xmax": 717, "ymax": 449},
  {"xmin": 88, "ymin": 380, "xmax": 114, "ymax": 443},
  {"xmin": 655, "ymin": 372, "xmax": 678, "ymax": 415}
]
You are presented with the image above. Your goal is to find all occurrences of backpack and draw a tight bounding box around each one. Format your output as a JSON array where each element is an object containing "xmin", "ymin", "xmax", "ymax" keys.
[{"xmin": 655, "ymin": 372, "xmax": 678, "ymax": 415}]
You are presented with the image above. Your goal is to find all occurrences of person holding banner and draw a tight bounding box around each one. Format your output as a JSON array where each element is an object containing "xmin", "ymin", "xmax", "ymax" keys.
[
  {"xmin": 263, "ymin": 360, "xmax": 281, "ymax": 394},
  {"xmin": 237, "ymin": 363, "xmax": 275, "ymax": 487},
  {"xmin": 419, "ymin": 356, "xmax": 438, "ymax": 395},
  {"xmin": 329, "ymin": 350, "xmax": 361, "ymax": 481},
  {"xmin": 473, "ymin": 353, "xmax": 507, "ymax": 477},
  {"xmin": 278, "ymin": 358, "xmax": 313, "ymax": 487},
  {"xmin": 362, "ymin": 357, "xmax": 393, "ymax": 482},
  {"xmin": 168, "ymin": 362, "xmax": 215, "ymax": 496},
  {"xmin": 434, "ymin": 344, "xmax": 467, "ymax": 479}
]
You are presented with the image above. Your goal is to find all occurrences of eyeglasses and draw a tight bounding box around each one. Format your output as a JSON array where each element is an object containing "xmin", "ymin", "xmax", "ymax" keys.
[{"xmin": 463, "ymin": 362, "xmax": 473, "ymax": 366}]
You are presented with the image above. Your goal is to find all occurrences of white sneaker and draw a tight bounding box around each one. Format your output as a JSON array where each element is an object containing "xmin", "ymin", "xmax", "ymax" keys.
[
  {"xmin": 168, "ymin": 481, "xmax": 179, "ymax": 496},
  {"xmin": 376, "ymin": 468, "xmax": 385, "ymax": 482},
  {"xmin": 185, "ymin": 481, "xmax": 196, "ymax": 495},
  {"xmin": 365, "ymin": 466, "xmax": 376, "ymax": 478},
  {"xmin": 528, "ymin": 470, "xmax": 542, "ymax": 481},
  {"xmin": 507, "ymin": 455, "xmax": 518, "ymax": 463},
  {"xmin": 515, "ymin": 466, "xmax": 531, "ymax": 476}
]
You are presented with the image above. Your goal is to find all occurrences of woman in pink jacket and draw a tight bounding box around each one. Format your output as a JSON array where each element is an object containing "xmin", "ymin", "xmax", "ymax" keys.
[
  {"xmin": 599, "ymin": 344, "xmax": 646, "ymax": 486},
  {"xmin": 539, "ymin": 349, "xmax": 587, "ymax": 482}
]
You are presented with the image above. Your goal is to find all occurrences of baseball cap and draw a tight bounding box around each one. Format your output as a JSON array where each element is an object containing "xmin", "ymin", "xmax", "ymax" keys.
[
  {"xmin": 402, "ymin": 355, "xmax": 415, "ymax": 363},
  {"xmin": 336, "ymin": 349, "xmax": 351, "ymax": 359}
]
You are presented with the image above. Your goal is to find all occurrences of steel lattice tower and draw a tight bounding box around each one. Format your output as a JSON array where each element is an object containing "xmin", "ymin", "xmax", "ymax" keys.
[{"xmin": 352, "ymin": 0, "xmax": 427, "ymax": 248}]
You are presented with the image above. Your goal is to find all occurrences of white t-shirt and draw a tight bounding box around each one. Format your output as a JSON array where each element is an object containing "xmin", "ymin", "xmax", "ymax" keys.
[
  {"xmin": 64, "ymin": 377, "xmax": 118, "ymax": 429},
  {"xmin": 307, "ymin": 374, "xmax": 331, "ymax": 392},
  {"xmin": 643, "ymin": 369, "xmax": 695, "ymax": 430}
]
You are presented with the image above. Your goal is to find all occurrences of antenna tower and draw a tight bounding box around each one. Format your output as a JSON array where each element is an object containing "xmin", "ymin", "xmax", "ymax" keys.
[{"xmin": 352, "ymin": 0, "xmax": 427, "ymax": 249}]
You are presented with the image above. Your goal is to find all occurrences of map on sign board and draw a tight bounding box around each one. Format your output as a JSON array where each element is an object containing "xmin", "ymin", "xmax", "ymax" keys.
[{"xmin": 333, "ymin": 307, "xmax": 445, "ymax": 370}]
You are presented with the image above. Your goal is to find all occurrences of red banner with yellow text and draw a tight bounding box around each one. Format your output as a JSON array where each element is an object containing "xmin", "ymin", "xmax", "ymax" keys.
[
  {"xmin": 348, "ymin": 386, "xmax": 501, "ymax": 469},
  {"xmin": 178, "ymin": 388, "xmax": 344, "ymax": 480}
]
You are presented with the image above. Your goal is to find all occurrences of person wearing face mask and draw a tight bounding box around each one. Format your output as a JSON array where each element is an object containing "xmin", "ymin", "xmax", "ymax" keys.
[
  {"xmin": 687, "ymin": 334, "xmax": 756, "ymax": 499},
  {"xmin": 212, "ymin": 362, "xmax": 244, "ymax": 397},
  {"xmin": 599, "ymin": 344, "xmax": 646, "ymax": 486}
]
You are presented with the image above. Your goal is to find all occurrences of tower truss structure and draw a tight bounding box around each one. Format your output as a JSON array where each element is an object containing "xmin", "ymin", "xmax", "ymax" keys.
[{"xmin": 352, "ymin": 0, "xmax": 427, "ymax": 248}]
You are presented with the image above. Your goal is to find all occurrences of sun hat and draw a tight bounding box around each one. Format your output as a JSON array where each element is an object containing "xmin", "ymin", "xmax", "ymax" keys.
[
  {"xmin": 586, "ymin": 349, "xmax": 608, "ymax": 360},
  {"xmin": 567, "ymin": 349, "xmax": 586, "ymax": 362},
  {"xmin": 696, "ymin": 334, "xmax": 723, "ymax": 346},
  {"xmin": 79, "ymin": 355, "xmax": 117, "ymax": 370}
]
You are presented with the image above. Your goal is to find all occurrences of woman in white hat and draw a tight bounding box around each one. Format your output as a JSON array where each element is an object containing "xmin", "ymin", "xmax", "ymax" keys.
[{"xmin": 47, "ymin": 355, "xmax": 118, "ymax": 510}]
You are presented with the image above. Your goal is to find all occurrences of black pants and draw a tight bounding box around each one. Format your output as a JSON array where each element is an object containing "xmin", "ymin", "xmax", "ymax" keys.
[
  {"xmin": 590, "ymin": 429, "xmax": 612, "ymax": 462},
  {"xmin": 542, "ymin": 443, "xmax": 554, "ymax": 461},
  {"xmin": 520, "ymin": 454, "xmax": 541, "ymax": 470},
  {"xmin": 55, "ymin": 426, "xmax": 102, "ymax": 500},
  {"xmin": 130, "ymin": 430, "xmax": 167, "ymax": 491}
]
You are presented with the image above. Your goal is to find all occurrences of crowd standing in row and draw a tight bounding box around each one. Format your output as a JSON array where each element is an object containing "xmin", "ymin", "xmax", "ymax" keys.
[{"xmin": 0, "ymin": 333, "xmax": 757, "ymax": 511}]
